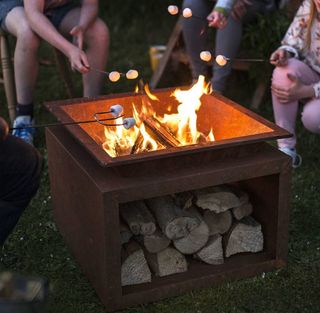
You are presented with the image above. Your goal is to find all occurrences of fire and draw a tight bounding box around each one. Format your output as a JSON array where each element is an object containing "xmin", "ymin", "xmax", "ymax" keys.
[
  {"xmin": 102, "ymin": 75, "xmax": 215, "ymax": 157},
  {"xmin": 156, "ymin": 75, "xmax": 213, "ymax": 145}
]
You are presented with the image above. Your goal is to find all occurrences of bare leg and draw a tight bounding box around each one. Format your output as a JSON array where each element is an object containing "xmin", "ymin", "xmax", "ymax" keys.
[
  {"xmin": 4, "ymin": 7, "xmax": 40, "ymax": 105},
  {"xmin": 58, "ymin": 8, "xmax": 109, "ymax": 97}
]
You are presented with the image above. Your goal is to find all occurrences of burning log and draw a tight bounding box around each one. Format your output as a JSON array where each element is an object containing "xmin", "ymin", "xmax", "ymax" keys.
[
  {"xmin": 120, "ymin": 201, "xmax": 156, "ymax": 236},
  {"xmin": 173, "ymin": 207, "xmax": 209, "ymax": 254},
  {"xmin": 120, "ymin": 219, "xmax": 133, "ymax": 245},
  {"xmin": 143, "ymin": 116, "xmax": 180, "ymax": 148},
  {"xmin": 195, "ymin": 234, "xmax": 224, "ymax": 265},
  {"xmin": 137, "ymin": 229, "xmax": 171, "ymax": 254},
  {"xmin": 195, "ymin": 186, "xmax": 241, "ymax": 213},
  {"xmin": 121, "ymin": 241, "xmax": 151, "ymax": 286},
  {"xmin": 225, "ymin": 216, "xmax": 264, "ymax": 257},
  {"xmin": 145, "ymin": 247, "xmax": 187, "ymax": 277},
  {"xmin": 203, "ymin": 210, "xmax": 232, "ymax": 235},
  {"xmin": 145, "ymin": 196, "xmax": 201, "ymax": 240}
]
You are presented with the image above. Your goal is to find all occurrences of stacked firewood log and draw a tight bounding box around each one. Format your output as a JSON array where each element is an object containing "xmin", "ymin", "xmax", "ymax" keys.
[{"xmin": 120, "ymin": 185, "xmax": 264, "ymax": 286}]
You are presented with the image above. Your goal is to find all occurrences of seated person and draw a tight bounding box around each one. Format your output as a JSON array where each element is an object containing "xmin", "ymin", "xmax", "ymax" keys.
[
  {"xmin": 0, "ymin": 116, "xmax": 42, "ymax": 246},
  {"xmin": 270, "ymin": 0, "xmax": 320, "ymax": 168},
  {"xmin": 182, "ymin": 0, "xmax": 276, "ymax": 93},
  {"xmin": 0, "ymin": 0, "xmax": 110, "ymax": 144}
]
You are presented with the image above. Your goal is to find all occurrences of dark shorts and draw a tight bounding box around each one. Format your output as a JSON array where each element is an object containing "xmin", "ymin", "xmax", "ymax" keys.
[{"xmin": 0, "ymin": 0, "xmax": 77, "ymax": 30}]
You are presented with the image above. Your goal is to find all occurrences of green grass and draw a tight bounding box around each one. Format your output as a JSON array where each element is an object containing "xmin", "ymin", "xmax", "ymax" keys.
[{"xmin": 1, "ymin": 2, "xmax": 320, "ymax": 312}]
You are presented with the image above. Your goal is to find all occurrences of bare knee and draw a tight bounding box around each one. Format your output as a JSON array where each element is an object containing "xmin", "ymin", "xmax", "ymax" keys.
[
  {"xmin": 301, "ymin": 100, "xmax": 320, "ymax": 134},
  {"xmin": 16, "ymin": 23, "xmax": 40, "ymax": 51},
  {"xmin": 85, "ymin": 19, "xmax": 109, "ymax": 48}
]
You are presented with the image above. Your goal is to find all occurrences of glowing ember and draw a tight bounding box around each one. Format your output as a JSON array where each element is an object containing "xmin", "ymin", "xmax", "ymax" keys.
[
  {"xmin": 216, "ymin": 55, "xmax": 228, "ymax": 67},
  {"xmin": 126, "ymin": 70, "xmax": 139, "ymax": 80},
  {"xmin": 182, "ymin": 8, "xmax": 193, "ymax": 18},
  {"xmin": 200, "ymin": 51, "xmax": 212, "ymax": 62},
  {"xmin": 102, "ymin": 75, "xmax": 215, "ymax": 157},
  {"xmin": 109, "ymin": 71, "xmax": 121, "ymax": 82},
  {"xmin": 168, "ymin": 5, "xmax": 179, "ymax": 15}
]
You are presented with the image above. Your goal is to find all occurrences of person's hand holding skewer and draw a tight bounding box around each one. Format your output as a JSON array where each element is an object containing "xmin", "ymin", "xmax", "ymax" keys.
[
  {"xmin": 69, "ymin": 25, "xmax": 90, "ymax": 73},
  {"xmin": 272, "ymin": 73, "xmax": 315, "ymax": 103},
  {"xmin": 0, "ymin": 117, "xmax": 9, "ymax": 143},
  {"xmin": 270, "ymin": 48, "xmax": 293, "ymax": 67},
  {"xmin": 207, "ymin": 10, "xmax": 227, "ymax": 29}
]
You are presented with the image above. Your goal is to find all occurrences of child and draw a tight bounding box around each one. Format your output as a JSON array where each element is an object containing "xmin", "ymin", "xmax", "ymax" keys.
[
  {"xmin": 0, "ymin": 0, "xmax": 109, "ymax": 144},
  {"xmin": 182, "ymin": 0, "xmax": 276, "ymax": 93},
  {"xmin": 270, "ymin": 0, "xmax": 320, "ymax": 167}
]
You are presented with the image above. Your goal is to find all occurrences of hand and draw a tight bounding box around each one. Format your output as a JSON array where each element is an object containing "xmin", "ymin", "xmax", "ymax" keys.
[
  {"xmin": 272, "ymin": 73, "xmax": 315, "ymax": 103},
  {"xmin": 68, "ymin": 46, "xmax": 90, "ymax": 74},
  {"xmin": 207, "ymin": 10, "xmax": 227, "ymax": 29},
  {"xmin": 270, "ymin": 49, "xmax": 292, "ymax": 66},
  {"xmin": 0, "ymin": 117, "xmax": 9, "ymax": 142},
  {"xmin": 70, "ymin": 25, "xmax": 84, "ymax": 50}
]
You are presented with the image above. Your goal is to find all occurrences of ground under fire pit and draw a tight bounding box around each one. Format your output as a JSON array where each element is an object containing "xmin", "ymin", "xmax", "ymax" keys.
[{"xmin": 45, "ymin": 88, "xmax": 291, "ymax": 311}]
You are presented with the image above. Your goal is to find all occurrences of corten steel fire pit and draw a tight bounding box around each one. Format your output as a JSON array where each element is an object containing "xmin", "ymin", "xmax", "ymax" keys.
[{"xmin": 45, "ymin": 88, "xmax": 292, "ymax": 312}]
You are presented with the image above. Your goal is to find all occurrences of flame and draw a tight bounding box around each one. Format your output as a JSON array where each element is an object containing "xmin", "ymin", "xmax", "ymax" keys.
[
  {"xmin": 102, "ymin": 75, "xmax": 214, "ymax": 157},
  {"xmin": 157, "ymin": 75, "xmax": 212, "ymax": 145}
]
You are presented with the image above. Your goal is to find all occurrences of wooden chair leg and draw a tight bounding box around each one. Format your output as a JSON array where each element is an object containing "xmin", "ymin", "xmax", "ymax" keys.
[
  {"xmin": 250, "ymin": 81, "xmax": 269, "ymax": 110},
  {"xmin": 53, "ymin": 48, "xmax": 76, "ymax": 98},
  {"xmin": 0, "ymin": 33, "xmax": 16, "ymax": 123}
]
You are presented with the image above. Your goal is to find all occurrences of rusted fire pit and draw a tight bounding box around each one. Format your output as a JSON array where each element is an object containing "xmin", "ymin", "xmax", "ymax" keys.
[{"xmin": 45, "ymin": 84, "xmax": 291, "ymax": 312}]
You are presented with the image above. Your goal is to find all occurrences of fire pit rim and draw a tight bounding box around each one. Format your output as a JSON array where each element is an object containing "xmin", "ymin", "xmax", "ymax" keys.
[{"xmin": 45, "ymin": 89, "xmax": 292, "ymax": 168}]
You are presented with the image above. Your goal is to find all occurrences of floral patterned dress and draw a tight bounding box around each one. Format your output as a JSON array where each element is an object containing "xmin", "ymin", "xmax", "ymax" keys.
[{"xmin": 280, "ymin": 0, "xmax": 320, "ymax": 96}]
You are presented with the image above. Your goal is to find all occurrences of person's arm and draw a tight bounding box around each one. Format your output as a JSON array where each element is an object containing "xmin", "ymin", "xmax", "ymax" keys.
[
  {"xmin": 23, "ymin": 0, "xmax": 89, "ymax": 73},
  {"xmin": 0, "ymin": 117, "xmax": 9, "ymax": 142},
  {"xmin": 70, "ymin": 0, "xmax": 99, "ymax": 51},
  {"xmin": 270, "ymin": 0, "xmax": 310, "ymax": 66}
]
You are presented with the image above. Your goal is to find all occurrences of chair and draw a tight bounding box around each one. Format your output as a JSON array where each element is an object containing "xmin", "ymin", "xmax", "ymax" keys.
[{"xmin": 0, "ymin": 29, "xmax": 76, "ymax": 123}]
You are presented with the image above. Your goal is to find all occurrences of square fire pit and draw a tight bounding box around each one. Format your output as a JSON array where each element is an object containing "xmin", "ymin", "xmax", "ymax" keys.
[{"xmin": 45, "ymin": 88, "xmax": 291, "ymax": 311}]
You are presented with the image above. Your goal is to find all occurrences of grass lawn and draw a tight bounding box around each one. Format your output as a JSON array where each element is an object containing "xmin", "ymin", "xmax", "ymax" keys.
[{"xmin": 1, "ymin": 1, "xmax": 320, "ymax": 312}]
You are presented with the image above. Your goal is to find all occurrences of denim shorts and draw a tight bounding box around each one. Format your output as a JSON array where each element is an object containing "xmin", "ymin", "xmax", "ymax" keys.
[{"xmin": 0, "ymin": 0, "xmax": 77, "ymax": 30}]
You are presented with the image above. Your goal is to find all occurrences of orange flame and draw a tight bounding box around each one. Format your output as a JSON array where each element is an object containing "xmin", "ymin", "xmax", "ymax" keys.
[{"xmin": 102, "ymin": 75, "xmax": 215, "ymax": 157}]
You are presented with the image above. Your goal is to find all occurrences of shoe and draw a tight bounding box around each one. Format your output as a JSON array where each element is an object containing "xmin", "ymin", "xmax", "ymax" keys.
[
  {"xmin": 279, "ymin": 147, "xmax": 302, "ymax": 168},
  {"xmin": 12, "ymin": 115, "xmax": 35, "ymax": 145}
]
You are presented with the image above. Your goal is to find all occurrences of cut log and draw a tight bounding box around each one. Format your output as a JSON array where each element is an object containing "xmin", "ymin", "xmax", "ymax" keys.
[
  {"xmin": 195, "ymin": 234, "xmax": 224, "ymax": 265},
  {"xmin": 173, "ymin": 207, "xmax": 209, "ymax": 254},
  {"xmin": 145, "ymin": 247, "xmax": 187, "ymax": 277},
  {"xmin": 195, "ymin": 187, "xmax": 241, "ymax": 213},
  {"xmin": 120, "ymin": 219, "xmax": 133, "ymax": 245},
  {"xmin": 120, "ymin": 201, "xmax": 156, "ymax": 235},
  {"xmin": 172, "ymin": 191, "xmax": 194, "ymax": 209},
  {"xmin": 121, "ymin": 241, "xmax": 151, "ymax": 286},
  {"xmin": 203, "ymin": 210, "xmax": 232, "ymax": 235},
  {"xmin": 143, "ymin": 116, "xmax": 181, "ymax": 147},
  {"xmin": 138, "ymin": 229, "xmax": 171, "ymax": 253},
  {"xmin": 225, "ymin": 216, "xmax": 264, "ymax": 257},
  {"xmin": 232, "ymin": 202, "xmax": 253, "ymax": 220},
  {"xmin": 146, "ymin": 196, "xmax": 200, "ymax": 240}
]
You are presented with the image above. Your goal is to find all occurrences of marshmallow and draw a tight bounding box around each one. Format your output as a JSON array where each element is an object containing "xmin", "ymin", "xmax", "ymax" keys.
[
  {"xmin": 182, "ymin": 8, "xmax": 193, "ymax": 18},
  {"xmin": 200, "ymin": 51, "xmax": 212, "ymax": 62},
  {"xmin": 168, "ymin": 5, "xmax": 179, "ymax": 15},
  {"xmin": 215, "ymin": 55, "xmax": 228, "ymax": 67},
  {"xmin": 126, "ymin": 69, "xmax": 139, "ymax": 80},
  {"xmin": 109, "ymin": 104, "xmax": 124, "ymax": 118},
  {"xmin": 109, "ymin": 71, "xmax": 121, "ymax": 82},
  {"xmin": 123, "ymin": 117, "xmax": 136, "ymax": 130}
]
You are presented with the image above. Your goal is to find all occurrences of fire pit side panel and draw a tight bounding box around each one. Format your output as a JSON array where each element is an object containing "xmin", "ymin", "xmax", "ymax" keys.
[{"xmin": 46, "ymin": 127, "xmax": 122, "ymax": 309}]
